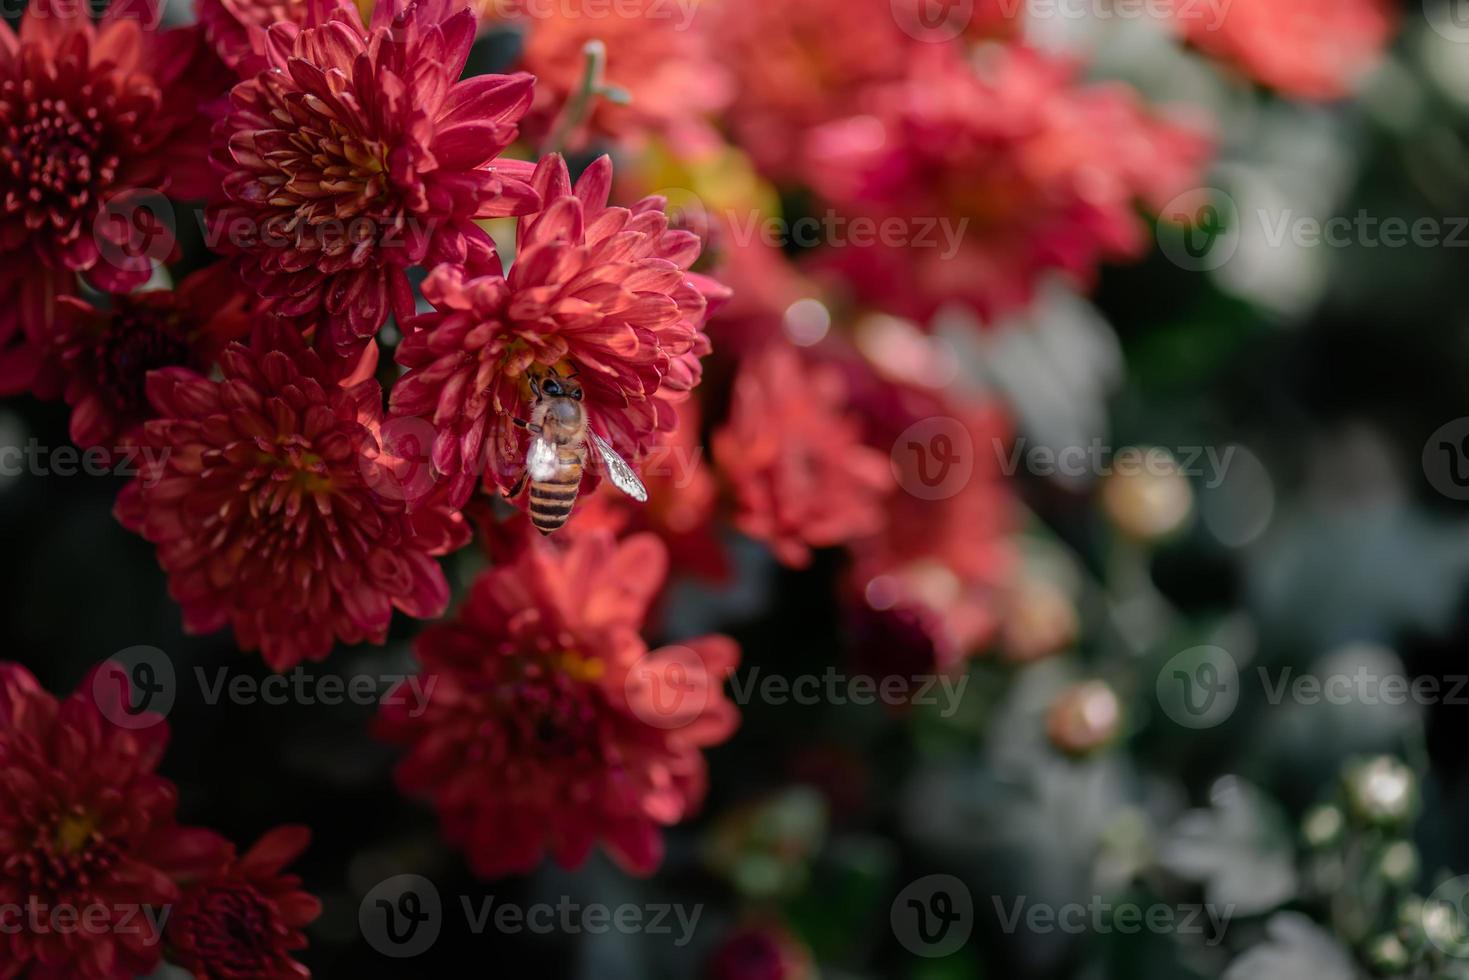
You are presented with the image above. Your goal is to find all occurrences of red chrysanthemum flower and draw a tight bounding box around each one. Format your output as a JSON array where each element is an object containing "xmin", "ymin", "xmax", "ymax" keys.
[
  {"xmin": 208, "ymin": 0, "xmax": 539, "ymax": 367},
  {"xmin": 390, "ymin": 153, "xmax": 726, "ymax": 506},
  {"xmin": 0, "ymin": 663, "xmax": 229, "ymax": 980},
  {"xmin": 497, "ymin": 0, "xmax": 730, "ymax": 151},
  {"xmin": 572, "ymin": 397, "xmax": 729, "ymax": 582},
  {"xmin": 0, "ymin": 0, "xmax": 222, "ymax": 394},
  {"xmin": 806, "ymin": 46, "xmax": 1212, "ymax": 327},
  {"xmin": 711, "ymin": 0, "xmax": 1015, "ymax": 180},
  {"xmin": 707, "ymin": 921, "xmax": 816, "ymax": 980},
  {"xmin": 845, "ymin": 355, "xmax": 1016, "ymax": 656},
  {"xmin": 704, "ymin": 233, "xmax": 824, "ymax": 360},
  {"xmin": 1168, "ymin": 0, "xmax": 1397, "ymax": 100},
  {"xmin": 196, "ymin": 0, "xmax": 308, "ymax": 75},
  {"xmin": 115, "ymin": 321, "xmax": 469, "ymax": 671},
  {"xmin": 375, "ymin": 529, "xmax": 740, "ymax": 877},
  {"xmin": 167, "ymin": 826, "xmax": 321, "ymax": 980},
  {"xmin": 712, "ymin": 343, "xmax": 892, "ymax": 569},
  {"xmin": 49, "ymin": 264, "xmax": 252, "ymax": 453}
]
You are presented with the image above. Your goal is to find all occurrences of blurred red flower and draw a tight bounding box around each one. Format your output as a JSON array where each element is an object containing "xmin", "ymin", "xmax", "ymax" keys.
[
  {"xmin": 196, "ymin": 0, "xmax": 308, "ymax": 75},
  {"xmin": 376, "ymin": 529, "xmax": 740, "ymax": 877},
  {"xmin": 49, "ymin": 265, "xmax": 252, "ymax": 454},
  {"xmin": 390, "ymin": 154, "xmax": 725, "ymax": 505},
  {"xmin": 208, "ymin": 0, "xmax": 539, "ymax": 367},
  {"xmin": 712, "ymin": 343, "xmax": 892, "ymax": 568},
  {"xmin": 573, "ymin": 397, "xmax": 729, "ymax": 581},
  {"xmin": 115, "ymin": 322, "xmax": 468, "ymax": 671},
  {"xmin": 706, "ymin": 921, "xmax": 815, "ymax": 980},
  {"xmin": 167, "ymin": 826, "xmax": 321, "ymax": 980},
  {"xmin": 705, "ymin": 234, "xmax": 824, "ymax": 360},
  {"xmin": 807, "ymin": 46, "xmax": 1212, "ymax": 327},
  {"xmin": 1169, "ymin": 0, "xmax": 1398, "ymax": 101},
  {"xmin": 842, "ymin": 349, "xmax": 1015, "ymax": 655},
  {"xmin": 0, "ymin": 663, "xmax": 229, "ymax": 980},
  {"xmin": 501, "ymin": 0, "xmax": 731, "ymax": 151},
  {"xmin": 711, "ymin": 0, "xmax": 1017, "ymax": 180},
  {"xmin": 0, "ymin": 0, "xmax": 221, "ymax": 394}
]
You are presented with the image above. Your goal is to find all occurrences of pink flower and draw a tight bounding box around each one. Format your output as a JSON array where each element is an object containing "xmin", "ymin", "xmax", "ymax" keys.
[
  {"xmin": 0, "ymin": 663, "xmax": 230, "ymax": 980},
  {"xmin": 167, "ymin": 826, "xmax": 321, "ymax": 980},
  {"xmin": 1169, "ymin": 0, "xmax": 1398, "ymax": 100},
  {"xmin": 847, "ymin": 370, "xmax": 1016, "ymax": 656},
  {"xmin": 712, "ymin": 343, "xmax": 892, "ymax": 568},
  {"xmin": 710, "ymin": 0, "xmax": 932, "ymax": 180},
  {"xmin": 499, "ymin": 0, "xmax": 731, "ymax": 150},
  {"xmin": 115, "ymin": 320, "xmax": 469, "ymax": 670},
  {"xmin": 0, "ymin": 0, "xmax": 223, "ymax": 394},
  {"xmin": 375, "ymin": 528, "xmax": 740, "ymax": 877},
  {"xmin": 196, "ymin": 0, "xmax": 309, "ymax": 75},
  {"xmin": 807, "ymin": 46, "xmax": 1212, "ymax": 326},
  {"xmin": 390, "ymin": 153, "xmax": 726, "ymax": 506},
  {"xmin": 50, "ymin": 264, "xmax": 253, "ymax": 453},
  {"xmin": 208, "ymin": 0, "xmax": 539, "ymax": 367}
]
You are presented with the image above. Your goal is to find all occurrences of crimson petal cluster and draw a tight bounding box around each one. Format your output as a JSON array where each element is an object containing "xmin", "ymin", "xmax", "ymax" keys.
[
  {"xmin": 390, "ymin": 153, "xmax": 726, "ymax": 505},
  {"xmin": 115, "ymin": 321, "xmax": 469, "ymax": 670},
  {"xmin": 209, "ymin": 0, "xmax": 539, "ymax": 367},
  {"xmin": 375, "ymin": 530, "xmax": 740, "ymax": 876}
]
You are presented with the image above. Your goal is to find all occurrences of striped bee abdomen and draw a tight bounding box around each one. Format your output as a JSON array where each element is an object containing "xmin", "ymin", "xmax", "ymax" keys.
[{"xmin": 529, "ymin": 447, "xmax": 583, "ymax": 534}]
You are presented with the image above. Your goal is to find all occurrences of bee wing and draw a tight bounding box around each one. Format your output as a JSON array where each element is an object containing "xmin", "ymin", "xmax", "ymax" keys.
[
  {"xmin": 526, "ymin": 435, "xmax": 560, "ymax": 482},
  {"xmin": 591, "ymin": 430, "xmax": 648, "ymax": 502}
]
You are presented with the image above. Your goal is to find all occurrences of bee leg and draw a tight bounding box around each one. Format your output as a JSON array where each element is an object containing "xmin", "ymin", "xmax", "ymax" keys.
[
  {"xmin": 511, "ymin": 417, "xmax": 543, "ymax": 434},
  {"xmin": 505, "ymin": 470, "xmax": 528, "ymax": 500}
]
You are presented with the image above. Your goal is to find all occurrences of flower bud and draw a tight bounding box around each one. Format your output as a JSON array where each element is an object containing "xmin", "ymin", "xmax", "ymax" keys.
[
  {"xmin": 1100, "ymin": 447, "xmax": 1193, "ymax": 542},
  {"xmin": 1046, "ymin": 681, "xmax": 1122, "ymax": 756},
  {"xmin": 1365, "ymin": 933, "xmax": 1410, "ymax": 974},
  {"xmin": 1377, "ymin": 841, "xmax": 1420, "ymax": 889},
  {"xmin": 1344, "ymin": 757, "xmax": 1419, "ymax": 828},
  {"xmin": 1302, "ymin": 804, "xmax": 1345, "ymax": 849},
  {"xmin": 1000, "ymin": 578, "xmax": 1078, "ymax": 664}
]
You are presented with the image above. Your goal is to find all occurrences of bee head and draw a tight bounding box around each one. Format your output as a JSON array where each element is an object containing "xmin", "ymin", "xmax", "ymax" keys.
[{"xmin": 536, "ymin": 373, "xmax": 583, "ymax": 402}]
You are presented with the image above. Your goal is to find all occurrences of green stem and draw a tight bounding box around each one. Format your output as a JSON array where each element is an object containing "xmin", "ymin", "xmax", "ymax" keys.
[{"xmin": 538, "ymin": 40, "xmax": 630, "ymax": 157}]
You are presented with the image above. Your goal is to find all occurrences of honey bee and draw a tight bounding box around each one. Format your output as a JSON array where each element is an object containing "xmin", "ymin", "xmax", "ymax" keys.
[{"xmin": 507, "ymin": 367, "xmax": 647, "ymax": 534}]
